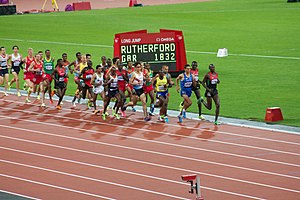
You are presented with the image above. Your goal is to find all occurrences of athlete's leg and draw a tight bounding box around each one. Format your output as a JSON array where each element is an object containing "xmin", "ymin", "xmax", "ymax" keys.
[
  {"xmin": 212, "ymin": 94, "xmax": 220, "ymax": 123},
  {"xmin": 140, "ymin": 93, "xmax": 148, "ymax": 118},
  {"xmin": 194, "ymin": 89, "xmax": 203, "ymax": 115},
  {"xmin": 202, "ymin": 96, "xmax": 212, "ymax": 110},
  {"xmin": 4, "ymin": 73, "xmax": 9, "ymax": 94},
  {"xmin": 39, "ymin": 82, "xmax": 45, "ymax": 106}
]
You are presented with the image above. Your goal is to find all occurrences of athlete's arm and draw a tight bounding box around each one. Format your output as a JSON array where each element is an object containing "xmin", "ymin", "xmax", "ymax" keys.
[
  {"xmin": 79, "ymin": 68, "xmax": 86, "ymax": 80},
  {"xmin": 176, "ymin": 74, "xmax": 183, "ymax": 93},
  {"xmin": 201, "ymin": 74, "xmax": 211, "ymax": 91},
  {"xmin": 192, "ymin": 74, "xmax": 196, "ymax": 88},
  {"xmin": 28, "ymin": 62, "xmax": 35, "ymax": 72},
  {"xmin": 91, "ymin": 73, "xmax": 97, "ymax": 86},
  {"xmin": 129, "ymin": 73, "xmax": 136, "ymax": 85},
  {"xmin": 123, "ymin": 71, "xmax": 129, "ymax": 82},
  {"xmin": 52, "ymin": 68, "xmax": 58, "ymax": 83}
]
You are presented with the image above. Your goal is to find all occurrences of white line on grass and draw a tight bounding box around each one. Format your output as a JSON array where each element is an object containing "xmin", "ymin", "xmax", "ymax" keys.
[{"xmin": 0, "ymin": 38, "xmax": 299, "ymax": 60}]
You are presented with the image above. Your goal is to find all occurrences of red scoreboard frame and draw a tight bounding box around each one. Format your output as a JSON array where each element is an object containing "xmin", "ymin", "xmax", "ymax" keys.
[{"xmin": 114, "ymin": 29, "xmax": 187, "ymax": 73}]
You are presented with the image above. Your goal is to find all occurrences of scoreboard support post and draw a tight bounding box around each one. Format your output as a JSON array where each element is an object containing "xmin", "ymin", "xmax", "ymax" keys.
[{"xmin": 114, "ymin": 29, "xmax": 187, "ymax": 76}]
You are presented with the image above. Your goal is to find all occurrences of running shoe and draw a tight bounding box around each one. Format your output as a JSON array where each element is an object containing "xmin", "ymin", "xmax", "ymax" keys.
[
  {"xmin": 72, "ymin": 102, "xmax": 76, "ymax": 107},
  {"xmin": 179, "ymin": 101, "xmax": 184, "ymax": 112},
  {"xmin": 102, "ymin": 113, "xmax": 106, "ymax": 120},
  {"xmin": 164, "ymin": 116, "xmax": 169, "ymax": 123},
  {"xmin": 214, "ymin": 121, "xmax": 220, "ymax": 125},
  {"xmin": 56, "ymin": 105, "xmax": 62, "ymax": 110},
  {"xmin": 149, "ymin": 112, "xmax": 155, "ymax": 116},
  {"xmin": 17, "ymin": 92, "xmax": 21, "ymax": 97},
  {"xmin": 23, "ymin": 83, "xmax": 27, "ymax": 90},
  {"xmin": 87, "ymin": 101, "xmax": 92, "ymax": 109},
  {"xmin": 41, "ymin": 103, "xmax": 46, "ymax": 107},
  {"xmin": 93, "ymin": 110, "xmax": 100, "ymax": 115},
  {"xmin": 114, "ymin": 113, "xmax": 120, "ymax": 120},
  {"xmin": 121, "ymin": 111, "xmax": 126, "ymax": 117},
  {"xmin": 112, "ymin": 109, "xmax": 116, "ymax": 116},
  {"xmin": 182, "ymin": 110, "xmax": 186, "ymax": 119},
  {"xmin": 132, "ymin": 107, "xmax": 136, "ymax": 112},
  {"xmin": 37, "ymin": 95, "xmax": 40, "ymax": 100},
  {"xmin": 105, "ymin": 112, "xmax": 110, "ymax": 116},
  {"xmin": 158, "ymin": 116, "xmax": 164, "ymax": 122},
  {"xmin": 25, "ymin": 98, "xmax": 31, "ymax": 103},
  {"xmin": 60, "ymin": 102, "xmax": 64, "ymax": 105},
  {"xmin": 178, "ymin": 115, "xmax": 183, "ymax": 123},
  {"xmin": 199, "ymin": 115, "xmax": 205, "ymax": 120},
  {"xmin": 49, "ymin": 99, "xmax": 53, "ymax": 104},
  {"xmin": 144, "ymin": 116, "xmax": 151, "ymax": 122},
  {"xmin": 4, "ymin": 92, "xmax": 8, "ymax": 96}
]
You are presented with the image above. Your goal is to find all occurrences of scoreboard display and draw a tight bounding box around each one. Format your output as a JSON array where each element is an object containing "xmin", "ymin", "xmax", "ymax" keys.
[{"xmin": 114, "ymin": 29, "xmax": 187, "ymax": 73}]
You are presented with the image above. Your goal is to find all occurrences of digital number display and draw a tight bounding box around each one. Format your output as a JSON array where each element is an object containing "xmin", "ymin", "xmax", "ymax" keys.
[
  {"xmin": 120, "ymin": 43, "xmax": 176, "ymax": 72},
  {"xmin": 114, "ymin": 30, "xmax": 187, "ymax": 73}
]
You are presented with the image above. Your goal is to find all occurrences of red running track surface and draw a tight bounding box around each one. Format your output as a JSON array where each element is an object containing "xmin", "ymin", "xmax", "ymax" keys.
[{"xmin": 0, "ymin": 95, "xmax": 299, "ymax": 200}]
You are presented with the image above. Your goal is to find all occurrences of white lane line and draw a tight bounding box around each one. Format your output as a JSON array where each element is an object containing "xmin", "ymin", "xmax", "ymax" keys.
[
  {"xmin": 3, "ymin": 101, "xmax": 300, "ymax": 156},
  {"xmin": 0, "ymin": 159, "xmax": 265, "ymax": 200},
  {"xmin": 0, "ymin": 111, "xmax": 298, "ymax": 168},
  {"xmin": 2, "ymin": 98, "xmax": 299, "ymax": 146},
  {"xmin": 1, "ymin": 161, "xmax": 189, "ymax": 200},
  {"xmin": 0, "ymin": 190, "xmax": 41, "ymax": 200},
  {"xmin": 1, "ymin": 104, "xmax": 298, "ymax": 157},
  {"xmin": 0, "ymin": 174, "xmax": 115, "ymax": 200},
  {"xmin": 0, "ymin": 37, "xmax": 299, "ymax": 60},
  {"xmin": 1, "ymin": 137, "xmax": 300, "ymax": 194},
  {"xmin": 0, "ymin": 123, "xmax": 298, "ymax": 180}
]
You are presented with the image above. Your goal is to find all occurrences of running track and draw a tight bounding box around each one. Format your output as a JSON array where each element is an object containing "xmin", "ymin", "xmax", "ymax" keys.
[{"xmin": 0, "ymin": 95, "xmax": 299, "ymax": 200}]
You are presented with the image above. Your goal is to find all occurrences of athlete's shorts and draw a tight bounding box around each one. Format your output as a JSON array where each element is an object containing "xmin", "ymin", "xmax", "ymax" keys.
[
  {"xmin": 43, "ymin": 73, "xmax": 53, "ymax": 82},
  {"xmin": 126, "ymin": 83, "xmax": 133, "ymax": 90},
  {"xmin": 156, "ymin": 91, "xmax": 168, "ymax": 99},
  {"xmin": 133, "ymin": 88, "xmax": 144, "ymax": 97},
  {"xmin": 0, "ymin": 68, "xmax": 9, "ymax": 77},
  {"xmin": 108, "ymin": 89, "xmax": 118, "ymax": 98},
  {"xmin": 192, "ymin": 83, "xmax": 201, "ymax": 91},
  {"xmin": 32, "ymin": 75, "xmax": 43, "ymax": 85},
  {"xmin": 119, "ymin": 84, "xmax": 126, "ymax": 93},
  {"xmin": 205, "ymin": 89, "xmax": 218, "ymax": 97},
  {"xmin": 11, "ymin": 66, "xmax": 21, "ymax": 75},
  {"xmin": 144, "ymin": 84, "xmax": 154, "ymax": 94},
  {"xmin": 55, "ymin": 81, "xmax": 66, "ymax": 89},
  {"xmin": 180, "ymin": 89, "xmax": 192, "ymax": 98},
  {"xmin": 93, "ymin": 86, "xmax": 104, "ymax": 94}
]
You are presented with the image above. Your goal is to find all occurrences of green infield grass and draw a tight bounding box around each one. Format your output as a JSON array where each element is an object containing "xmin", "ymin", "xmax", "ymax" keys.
[{"xmin": 1, "ymin": 0, "xmax": 299, "ymax": 126}]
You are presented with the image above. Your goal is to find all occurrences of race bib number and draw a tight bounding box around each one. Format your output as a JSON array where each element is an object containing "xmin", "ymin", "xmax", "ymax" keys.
[
  {"xmin": 86, "ymin": 74, "xmax": 93, "ymax": 79},
  {"xmin": 14, "ymin": 61, "xmax": 20, "ymax": 66},
  {"xmin": 194, "ymin": 76, "xmax": 199, "ymax": 81},
  {"xmin": 59, "ymin": 77, "xmax": 65, "ymax": 82},
  {"xmin": 184, "ymin": 82, "xmax": 192, "ymax": 88},
  {"xmin": 111, "ymin": 82, "xmax": 118, "ymax": 87},
  {"xmin": 211, "ymin": 79, "xmax": 218, "ymax": 84},
  {"xmin": 158, "ymin": 85, "xmax": 165, "ymax": 91},
  {"xmin": 46, "ymin": 65, "xmax": 53, "ymax": 70}
]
